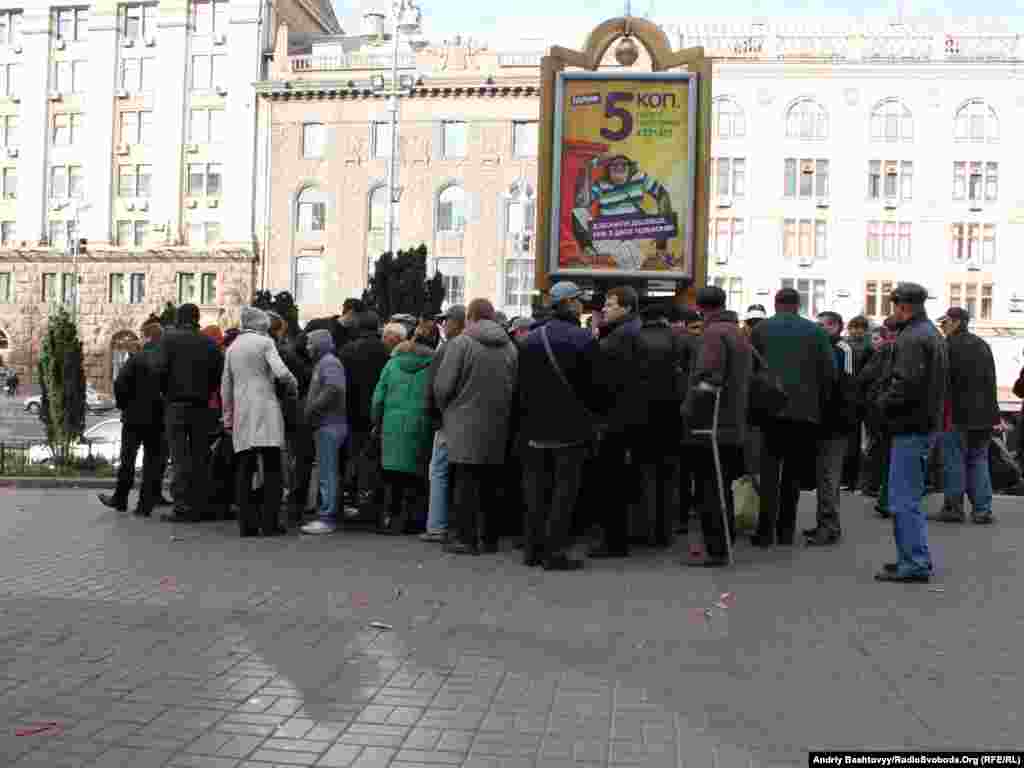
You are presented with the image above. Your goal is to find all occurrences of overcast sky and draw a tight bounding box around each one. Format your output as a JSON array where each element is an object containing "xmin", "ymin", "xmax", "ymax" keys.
[{"xmin": 333, "ymin": 0, "xmax": 1017, "ymax": 49}]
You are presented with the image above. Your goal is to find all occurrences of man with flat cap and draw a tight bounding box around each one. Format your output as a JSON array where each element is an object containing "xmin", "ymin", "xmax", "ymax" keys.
[{"xmin": 874, "ymin": 282, "xmax": 948, "ymax": 583}]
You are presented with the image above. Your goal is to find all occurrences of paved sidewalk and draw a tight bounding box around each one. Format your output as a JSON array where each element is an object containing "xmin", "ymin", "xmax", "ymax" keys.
[{"xmin": 1, "ymin": 489, "xmax": 1022, "ymax": 768}]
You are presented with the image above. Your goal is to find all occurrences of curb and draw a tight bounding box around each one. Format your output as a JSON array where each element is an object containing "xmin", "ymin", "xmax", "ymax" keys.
[{"xmin": 0, "ymin": 477, "xmax": 117, "ymax": 490}]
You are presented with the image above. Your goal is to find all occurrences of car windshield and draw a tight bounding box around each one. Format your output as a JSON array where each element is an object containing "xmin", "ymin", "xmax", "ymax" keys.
[{"xmin": 86, "ymin": 421, "xmax": 121, "ymax": 443}]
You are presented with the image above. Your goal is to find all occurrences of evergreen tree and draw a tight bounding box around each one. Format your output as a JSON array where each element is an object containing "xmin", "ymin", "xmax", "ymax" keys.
[
  {"xmin": 363, "ymin": 244, "xmax": 446, "ymax": 320},
  {"xmin": 37, "ymin": 307, "xmax": 86, "ymax": 466},
  {"xmin": 158, "ymin": 301, "xmax": 176, "ymax": 327}
]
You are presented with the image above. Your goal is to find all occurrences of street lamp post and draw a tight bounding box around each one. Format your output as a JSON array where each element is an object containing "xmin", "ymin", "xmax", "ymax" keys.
[{"xmin": 373, "ymin": 0, "xmax": 426, "ymax": 257}]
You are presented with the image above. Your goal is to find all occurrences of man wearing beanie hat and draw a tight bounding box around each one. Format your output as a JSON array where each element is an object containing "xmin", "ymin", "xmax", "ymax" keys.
[{"xmin": 154, "ymin": 303, "xmax": 224, "ymax": 522}]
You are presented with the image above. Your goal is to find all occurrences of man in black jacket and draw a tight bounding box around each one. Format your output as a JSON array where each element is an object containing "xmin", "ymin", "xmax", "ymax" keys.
[
  {"xmin": 98, "ymin": 319, "xmax": 165, "ymax": 517},
  {"xmin": 857, "ymin": 317, "xmax": 899, "ymax": 517},
  {"xmin": 937, "ymin": 307, "xmax": 999, "ymax": 524},
  {"xmin": 874, "ymin": 283, "xmax": 948, "ymax": 583},
  {"xmin": 154, "ymin": 303, "xmax": 223, "ymax": 522},
  {"xmin": 518, "ymin": 282, "xmax": 603, "ymax": 570}
]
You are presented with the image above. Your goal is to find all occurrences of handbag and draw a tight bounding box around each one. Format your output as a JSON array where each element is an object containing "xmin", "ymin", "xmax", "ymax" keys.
[{"xmin": 747, "ymin": 347, "xmax": 789, "ymax": 427}]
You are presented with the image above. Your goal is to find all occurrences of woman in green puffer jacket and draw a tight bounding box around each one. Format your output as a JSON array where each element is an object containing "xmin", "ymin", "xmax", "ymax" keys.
[{"xmin": 371, "ymin": 339, "xmax": 435, "ymax": 534}]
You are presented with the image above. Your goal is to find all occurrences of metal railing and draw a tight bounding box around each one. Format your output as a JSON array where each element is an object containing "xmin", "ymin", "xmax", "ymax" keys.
[{"xmin": 290, "ymin": 51, "xmax": 418, "ymax": 72}]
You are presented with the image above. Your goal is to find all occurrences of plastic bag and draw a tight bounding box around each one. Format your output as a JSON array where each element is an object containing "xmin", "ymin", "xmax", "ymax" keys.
[{"xmin": 732, "ymin": 475, "xmax": 759, "ymax": 531}]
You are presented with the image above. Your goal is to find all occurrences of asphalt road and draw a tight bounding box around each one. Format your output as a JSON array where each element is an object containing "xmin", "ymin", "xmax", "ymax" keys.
[{"xmin": 0, "ymin": 396, "xmax": 119, "ymax": 443}]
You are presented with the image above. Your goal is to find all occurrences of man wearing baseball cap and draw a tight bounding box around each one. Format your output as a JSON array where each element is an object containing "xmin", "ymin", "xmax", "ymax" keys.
[
  {"xmin": 873, "ymin": 282, "xmax": 947, "ymax": 582},
  {"xmin": 936, "ymin": 306, "xmax": 999, "ymax": 524}
]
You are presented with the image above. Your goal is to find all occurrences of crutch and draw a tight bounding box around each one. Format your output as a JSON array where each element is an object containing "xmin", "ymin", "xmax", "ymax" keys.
[{"xmin": 690, "ymin": 386, "xmax": 733, "ymax": 566}]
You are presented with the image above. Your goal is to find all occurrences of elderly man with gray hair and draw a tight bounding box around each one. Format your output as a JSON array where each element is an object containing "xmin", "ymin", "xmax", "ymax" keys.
[{"xmin": 382, "ymin": 322, "xmax": 410, "ymax": 352}]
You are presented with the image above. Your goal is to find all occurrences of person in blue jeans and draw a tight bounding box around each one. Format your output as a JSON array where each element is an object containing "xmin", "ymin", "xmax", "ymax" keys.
[
  {"xmin": 874, "ymin": 283, "xmax": 949, "ymax": 583},
  {"xmin": 301, "ymin": 330, "xmax": 348, "ymax": 535},
  {"xmin": 936, "ymin": 307, "xmax": 999, "ymax": 524}
]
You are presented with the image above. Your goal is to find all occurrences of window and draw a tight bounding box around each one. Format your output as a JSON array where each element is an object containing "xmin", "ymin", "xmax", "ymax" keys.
[
  {"xmin": 437, "ymin": 185, "xmax": 466, "ymax": 233},
  {"xmin": 2, "ymin": 115, "xmax": 15, "ymax": 147},
  {"xmin": 442, "ymin": 121, "xmax": 467, "ymax": 159},
  {"xmin": 109, "ymin": 273, "xmax": 126, "ymax": 303},
  {"xmin": 985, "ymin": 162, "xmax": 998, "ymax": 201},
  {"xmin": 708, "ymin": 217, "xmax": 745, "ymax": 263},
  {"xmin": 188, "ymin": 222, "xmax": 222, "ymax": 245},
  {"xmin": 294, "ymin": 256, "xmax": 322, "ymax": 304},
  {"xmin": 951, "ymin": 223, "xmax": 996, "ymax": 265},
  {"xmin": 129, "ymin": 273, "xmax": 145, "ymax": 304},
  {"xmin": 2, "ymin": 168, "xmax": 15, "ymax": 199},
  {"xmin": 52, "ymin": 113, "xmax": 83, "ymax": 146},
  {"xmin": 0, "ymin": 270, "xmax": 11, "ymax": 302},
  {"xmin": 190, "ymin": 54, "xmax": 225, "ymax": 90},
  {"xmin": 192, "ymin": 0, "xmax": 229, "ymax": 37},
  {"xmin": 187, "ymin": 163, "xmax": 222, "ymax": 196},
  {"xmin": 49, "ymin": 221, "xmax": 73, "ymax": 248},
  {"xmin": 116, "ymin": 220, "xmax": 132, "ymax": 246},
  {"xmin": 503, "ymin": 188, "xmax": 536, "ymax": 315},
  {"xmin": 297, "ymin": 187, "xmax": 326, "ymax": 233},
  {"xmin": 56, "ymin": 8, "xmax": 89, "ymax": 41},
  {"xmin": 176, "ymin": 273, "xmax": 196, "ymax": 303},
  {"xmin": 712, "ymin": 97, "xmax": 746, "ymax": 139},
  {"xmin": 121, "ymin": 3, "xmax": 155, "ymax": 41},
  {"xmin": 866, "ymin": 222, "xmax": 913, "ymax": 264},
  {"xmin": 864, "ymin": 280, "xmax": 895, "ymax": 319},
  {"xmin": 954, "ymin": 99, "xmax": 998, "ymax": 143},
  {"xmin": 42, "ymin": 273, "xmax": 57, "ymax": 301},
  {"xmin": 120, "ymin": 57, "xmax": 153, "ymax": 92},
  {"xmin": 711, "ymin": 276, "xmax": 745, "ymax": 311},
  {"xmin": 783, "ymin": 218, "xmax": 827, "ymax": 263},
  {"xmin": 188, "ymin": 108, "xmax": 225, "ymax": 144},
  {"xmin": 120, "ymin": 110, "xmax": 153, "ymax": 145},
  {"xmin": 0, "ymin": 11, "xmax": 24, "ymax": 46},
  {"xmin": 61, "ymin": 273, "xmax": 76, "ymax": 304},
  {"xmin": 367, "ymin": 185, "xmax": 389, "ymax": 271},
  {"xmin": 302, "ymin": 122, "xmax": 325, "ymax": 158},
  {"xmin": 868, "ymin": 160, "xmax": 912, "ymax": 201},
  {"xmin": 781, "ymin": 278, "xmax": 827, "ymax": 318},
  {"xmin": 133, "ymin": 220, "xmax": 148, "ymax": 246},
  {"xmin": 53, "ymin": 60, "xmax": 86, "ymax": 93},
  {"xmin": 200, "ymin": 273, "xmax": 217, "ymax": 304},
  {"xmin": 1, "ymin": 63, "xmax": 20, "ymax": 98},
  {"xmin": 870, "ymin": 99, "xmax": 912, "ymax": 142},
  {"xmin": 512, "ymin": 121, "xmax": 538, "ymax": 158},
  {"xmin": 1, "ymin": 221, "xmax": 15, "ymax": 245},
  {"xmin": 948, "ymin": 281, "xmax": 993, "ymax": 321},
  {"xmin": 50, "ymin": 164, "xmax": 83, "ymax": 199},
  {"xmin": 783, "ymin": 158, "xmax": 828, "ymax": 199},
  {"xmin": 712, "ymin": 158, "xmax": 746, "ymax": 200},
  {"xmin": 785, "ymin": 99, "xmax": 828, "ymax": 140},
  {"xmin": 118, "ymin": 164, "xmax": 152, "ymax": 197},
  {"xmin": 372, "ymin": 122, "xmax": 392, "ymax": 159},
  {"xmin": 437, "ymin": 262, "xmax": 465, "ymax": 308}
]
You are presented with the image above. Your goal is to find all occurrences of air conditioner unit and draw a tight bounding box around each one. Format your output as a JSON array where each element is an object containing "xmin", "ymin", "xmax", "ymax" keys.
[
  {"xmin": 206, "ymin": 198, "xmax": 219, "ymax": 208},
  {"xmin": 125, "ymin": 200, "xmax": 135, "ymax": 211},
  {"xmin": 54, "ymin": 38, "xmax": 66, "ymax": 50},
  {"xmin": 884, "ymin": 197, "xmax": 898, "ymax": 210},
  {"xmin": 121, "ymin": 37, "xmax": 135, "ymax": 48},
  {"xmin": 116, "ymin": 142, "xmax": 130, "ymax": 155},
  {"xmin": 152, "ymin": 223, "xmax": 166, "ymax": 232},
  {"xmin": 966, "ymin": 259, "xmax": 981, "ymax": 272},
  {"xmin": 48, "ymin": 91, "xmax": 62, "ymax": 101},
  {"xmin": 716, "ymin": 195, "xmax": 732, "ymax": 209},
  {"xmin": 815, "ymin": 196, "xmax": 830, "ymax": 209},
  {"xmin": 137, "ymin": 200, "xmax": 149, "ymax": 211},
  {"xmin": 50, "ymin": 199, "xmax": 66, "ymax": 211},
  {"xmin": 185, "ymin": 143, "xmax": 199, "ymax": 154},
  {"xmin": 969, "ymin": 201, "xmax": 983, "ymax": 212},
  {"xmin": 13, "ymin": 44, "xmax": 22, "ymax": 54},
  {"xmin": 116, "ymin": 88, "xmax": 129, "ymax": 99},
  {"xmin": 799, "ymin": 253, "xmax": 814, "ymax": 267},
  {"xmin": 5, "ymin": 147, "xmax": 17, "ymax": 158},
  {"xmin": 145, "ymin": 35, "xmax": 157, "ymax": 47},
  {"xmin": 715, "ymin": 251, "xmax": 728, "ymax": 266},
  {"xmin": 214, "ymin": 84, "xmax": 228, "ymax": 95},
  {"xmin": 214, "ymin": 32, "xmax": 227, "ymax": 45},
  {"xmin": 9, "ymin": 95, "xmax": 19, "ymax": 103},
  {"xmin": 186, "ymin": 199, "xmax": 198, "ymax": 208}
]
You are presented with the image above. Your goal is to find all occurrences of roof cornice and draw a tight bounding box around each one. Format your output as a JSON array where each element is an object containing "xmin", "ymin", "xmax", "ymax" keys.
[{"xmin": 256, "ymin": 81, "xmax": 540, "ymax": 100}]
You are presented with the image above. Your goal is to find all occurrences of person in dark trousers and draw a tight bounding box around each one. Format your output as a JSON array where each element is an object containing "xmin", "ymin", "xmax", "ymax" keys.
[
  {"xmin": 750, "ymin": 288, "xmax": 836, "ymax": 548},
  {"xmin": 434, "ymin": 298, "xmax": 518, "ymax": 555},
  {"xmin": 301, "ymin": 330, "xmax": 348, "ymax": 535},
  {"xmin": 682, "ymin": 286, "xmax": 752, "ymax": 567},
  {"xmin": 874, "ymin": 283, "xmax": 948, "ymax": 583},
  {"xmin": 936, "ymin": 307, "xmax": 999, "ymax": 524},
  {"xmin": 517, "ymin": 281, "xmax": 603, "ymax": 570},
  {"xmin": 590, "ymin": 285, "xmax": 646, "ymax": 559},
  {"xmin": 634, "ymin": 302, "xmax": 687, "ymax": 547},
  {"xmin": 97, "ymin": 319, "xmax": 165, "ymax": 517},
  {"xmin": 154, "ymin": 303, "xmax": 223, "ymax": 523},
  {"xmin": 672, "ymin": 306, "xmax": 703, "ymax": 533},
  {"xmin": 277, "ymin": 328, "xmax": 314, "ymax": 524},
  {"xmin": 857, "ymin": 317, "xmax": 900, "ymax": 516},
  {"xmin": 842, "ymin": 315, "xmax": 873, "ymax": 490}
]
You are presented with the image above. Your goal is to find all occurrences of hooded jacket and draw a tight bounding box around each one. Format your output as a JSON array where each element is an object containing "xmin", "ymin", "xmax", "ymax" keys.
[
  {"xmin": 371, "ymin": 341, "xmax": 434, "ymax": 475},
  {"xmin": 305, "ymin": 329, "xmax": 348, "ymax": 432},
  {"xmin": 433, "ymin": 319, "xmax": 518, "ymax": 464}
]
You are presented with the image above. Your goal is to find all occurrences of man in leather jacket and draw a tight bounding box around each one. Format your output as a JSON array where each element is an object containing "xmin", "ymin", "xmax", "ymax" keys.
[{"xmin": 874, "ymin": 282, "xmax": 948, "ymax": 583}]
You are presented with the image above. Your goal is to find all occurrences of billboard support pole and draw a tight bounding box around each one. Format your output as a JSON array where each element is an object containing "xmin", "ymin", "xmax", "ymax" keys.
[{"xmin": 534, "ymin": 17, "xmax": 712, "ymax": 307}]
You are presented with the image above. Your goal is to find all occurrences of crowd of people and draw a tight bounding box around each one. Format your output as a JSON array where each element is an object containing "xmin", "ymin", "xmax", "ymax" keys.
[{"xmin": 96, "ymin": 280, "xmax": 1012, "ymax": 582}]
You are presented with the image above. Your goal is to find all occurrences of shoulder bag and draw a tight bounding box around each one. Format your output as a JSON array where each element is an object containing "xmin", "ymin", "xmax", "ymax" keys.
[
  {"xmin": 747, "ymin": 347, "xmax": 789, "ymax": 427},
  {"xmin": 540, "ymin": 325, "xmax": 599, "ymax": 428}
]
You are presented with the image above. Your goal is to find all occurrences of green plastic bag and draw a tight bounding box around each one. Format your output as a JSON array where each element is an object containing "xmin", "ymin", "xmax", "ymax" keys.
[{"xmin": 733, "ymin": 475, "xmax": 759, "ymax": 532}]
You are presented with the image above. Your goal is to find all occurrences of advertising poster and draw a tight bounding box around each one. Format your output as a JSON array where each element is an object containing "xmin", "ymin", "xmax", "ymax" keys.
[{"xmin": 550, "ymin": 72, "xmax": 697, "ymax": 279}]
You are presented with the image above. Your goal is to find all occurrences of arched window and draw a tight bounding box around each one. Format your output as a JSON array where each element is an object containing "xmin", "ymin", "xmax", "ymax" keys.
[
  {"xmin": 503, "ymin": 182, "xmax": 536, "ymax": 317},
  {"xmin": 712, "ymin": 97, "xmax": 745, "ymax": 139},
  {"xmin": 954, "ymin": 99, "xmax": 999, "ymax": 143},
  {"xmin": 294, "ymin": 255, "xmax": 323, "ymax": 304},
  {"xmin": 296, "ymin": 186, "xmax": 327, "ymax": 234},
  {"xmin": 785, "ymin": 98, "xmax": 828, "ymax": 140},
  {"xmin": 366, "ymin": 185, "xmax": 392, "ymax": 274},
  {"xmin": 870, "ymin": 99, "xmax": 913, "ymax": 142},
  {"xmin": 436, "ymin": 184, "xmax": 466, "ymax": 233}
]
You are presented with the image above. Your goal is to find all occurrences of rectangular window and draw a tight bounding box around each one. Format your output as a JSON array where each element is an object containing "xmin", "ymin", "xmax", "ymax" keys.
[
  {"xmin": 50, "ymin": 166, "xmax": 67, "ymax": 199},
  {"xmin": 965, "ymin": 283, "xmax": 978, "ymax": 319},
  {"xmin": 56, "ymin": 8, "xmax": 89, "ymax": 41},
  {"xmin": 711, "ymin": 276, "xmax": 745, "ymax": 312},
  {"xmin": 372, "ymin": 121, "xmax": 392, "ymax": 158},
  {"xmin": 0, "ymin": 11, "xmax": 24, "ymax": 46},
  {"xmin": 133, "ymin": 220, "xmax": 148, "ymax": 247},
  {"xmin": 61, "ymin": 272, "xmax": 75, "ymax": 304},
  {"xmin": 814, "ymin": 159, "xmax": 829, "ymax": 198},
  {"xmin": 868, "ymin": 161, "xmax": 881, "ymax": 199},
  {"xmin": 54, "ymin": 61, "xmax": 71, "ymax": 92},
  {"xmin": 985, "ymin": 162, "xmax": 998, "ymax": 202},
  {"xmin": 206, "ymin": 163, "xmax": 222, "ymax": 196},
  {"xmin": 187, "ymin": 163, "xmax": 205, "ymax": 196},
  {"xmin": 901, "ymin": 161, "xmax": 913, "ymax": 200},
  {"xmin": 442, "ymin": 121, "xmax": 467, "ymax": 159},
  {"xmin": 116, "ymin": 220, "xmax": 132, "ymax": 246},
  {"xmin": 951, "ymin": 223, "xmax": 965, "ymax": 263},
  {"xmin": 205, "ymin": 222, "xmax": 221, "ymax": 244},
  {"xmin": 783, "ymin": 218, "xmax": 796, "ymax": 259},
  {"xmin": 53, "ymin": 114, "xmax": 70, "ymax": 145},
  {"xmin": 120, "ymin": 111, "xmax": 138, "ymax": 145},
  {"xmin": 982, "ymin": 223, "xmax": 995, "ymax": 264},
  {"xmin": 882, "ymin": 222, "xmax": 896, "ymax": 262},
  {"xmin": 784, "ymin": 218, "xmax": 826, "ymax": 263},
  {"xmin": 298, "ymin": 199, "xmax": 326, "ymax": 233},
  {"xmin": 295, "ymin": 255, "xmax": 322, "ymax": 304},
  {"xmin": 0, "ymin": 221, "xmax": 15, "ymax": 246},
  {"xmin": 188, "ymin": 222, "xmax": 221, "ymax": 245},
  {"xmin": 2, "ymin": 115, "xmax": 16, "ymax": 147},
  {"xmin": 780, "ymin": 278, "xmax": 827, "ymax": 318},
  {"xmin": 2, "ymin": 168, "xmax": 15, "ymax": 199},
  {"xmin": 65, "ymin": 165, "xmax": 83, "ymax": 199},
  {"xmin": 733, "ymin": 159, "xmax": 746, "ymax": 198},
  {"xmin": 866, "ymin": 221, "xmax": 880, "ymax": 261},
  {"xmin": 865, "ymin": 280, "xmax": 877, "ymax": 318},
  {"xmin": 884, "ymin": 162, "xmax": 898, "ymax": 198},
  {"xmin": 798, "ymin": 220, "xmax": 811, "ymax": 260},
  {"xmin": 967, "ymin": 223, "xmax": 980, "ymax": 262},
  {"xmin": 2, "ymin": 62, "xmax": 20, "ymax": 98},
  {"xmin": 898, "ymin": 222, "xmax": 912, "ymax": 263},
  {"xmin": 302, "ymin": 122, "xmax": 325, "ymax": 158},
  {"xmin": 798, "ymin": 160, "xmax": 813, "ymax": 198},
  {"xmin": 190, "ymin": 54, "xmax": 210, "ymax": 90},
  {"xmin": 121, "ymin": 3, "xmax": 154, "ymax": 40},
  {"xmin": 136, "ymin": 163, "xmax": 151, "ymax": 197},
  {"xmin": 192, "ymin": 0, "xmax": 229, "ymax": 36},
  {"xmin": 981, "ymin": 283, "xmax": 993, "ymax": 321},
  {"xmin": 118, "ymin": 166, "xmax": 134, "ymax": 197},
  {"xmin": 712, "ymin": 158, "xmax": 746, "ymax": 200},
  {"xmin": 783, "ymin": 158, "xmax": 796, "ymax": 198},
  {"xmin": 715, "ymin": 158, "xmax": 730, "ymax": 198},
  {"xmin": 512, "ymin": 120, "xmax": 538, "ymax": 158},
  {"xmin": 109, "ymin": 273, "xmax": 126, "ymax": 303},
  {"xmin": 42, "ymin": 273, "xmax": 57, "ymax": 302},
  {"xmin": 814, "ymin": 220, "xmax": 827, "ymax": 260},
  {"xmin": 129, "ymin": 273, "xmax": 145, "ymax": 304},
  {"xmin": 120, "ymin": 57, "xmax": 140, "ymax": 91},
  {"xmin": 177, "ymin": 273, "xmax": 196, "ymax": 303},
  {"xmin": 968, "ymin": 161, "xmax": 982, "ymax": 202},
  {"xmin": 709, "ymin": 218, "xmax": 745, "ymax": 262},
  {"xmin": 953, "ymin": 161, "xmax": 965, "ymax": 200},
  {"xmin": 864, "ymin": 280, "xmax": 895, "ymax": 318},
  {"xmin": 0, "ymin": 270, "xmax": 10, "ymax": 302},
  {"xmin": 200, "ymin": 272, "xmax": 216, "ymax": 304}
]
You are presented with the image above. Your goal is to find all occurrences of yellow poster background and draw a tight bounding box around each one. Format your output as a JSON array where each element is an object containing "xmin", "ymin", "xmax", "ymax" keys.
[{"xmin": 557, "ymin": 77, "xmax": 692, "ymax": 274}]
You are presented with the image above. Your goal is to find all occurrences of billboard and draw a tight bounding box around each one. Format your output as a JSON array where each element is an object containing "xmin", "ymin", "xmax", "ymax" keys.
[{"xmin": 549, "ymin": 71, "xmax": 698, "ymax": 280}]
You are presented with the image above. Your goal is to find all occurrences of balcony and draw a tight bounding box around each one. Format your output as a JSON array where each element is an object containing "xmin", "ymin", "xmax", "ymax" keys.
[{"xmin": 290, "ymin": 51, "xmax": 418, "ymax": 72}]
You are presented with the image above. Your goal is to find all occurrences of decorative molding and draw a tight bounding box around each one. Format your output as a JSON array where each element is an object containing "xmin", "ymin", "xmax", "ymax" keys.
[{"xmin": 155, "ymin": 20, "xmax": 190, "ymax": 30}]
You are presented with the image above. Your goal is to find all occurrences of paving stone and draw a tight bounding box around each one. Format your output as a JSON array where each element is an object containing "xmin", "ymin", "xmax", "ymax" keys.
[
  {"xmin": 248, "ymin": 746, "xmax": 325, "ymax": 765},
  {"xmin": 315, "ymin": 744, "xmax": 364, "ymax": 768}
]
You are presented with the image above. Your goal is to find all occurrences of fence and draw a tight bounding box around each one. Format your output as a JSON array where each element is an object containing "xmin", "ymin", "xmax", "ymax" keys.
[{"xmin": 0, "ymin": 438, "xmax": 121, "ymax": 478}]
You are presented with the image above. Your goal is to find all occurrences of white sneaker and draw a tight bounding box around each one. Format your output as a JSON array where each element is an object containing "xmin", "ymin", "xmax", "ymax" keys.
[{"xmin": 301, "ymin": 521, "xmax": 336, "ymax": 535}]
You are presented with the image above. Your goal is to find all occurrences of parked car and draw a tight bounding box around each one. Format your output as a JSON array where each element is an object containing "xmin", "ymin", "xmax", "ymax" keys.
[
  {"xmin": 28, "ymin": 418, "xmax": 140, "ymax": 469},
  {"xmin": 23, "ymin": 385, "xmax": 115, "ymax": 415}
]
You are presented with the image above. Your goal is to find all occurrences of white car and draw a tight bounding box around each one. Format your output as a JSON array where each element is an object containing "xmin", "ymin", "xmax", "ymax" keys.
[
  {"xmin": 29, "ymin": 417, "xmax": 142, "ymax": 469},
  {"xmin": 24, "ymin": 385, "xmax": 115, "ymax": 414}
]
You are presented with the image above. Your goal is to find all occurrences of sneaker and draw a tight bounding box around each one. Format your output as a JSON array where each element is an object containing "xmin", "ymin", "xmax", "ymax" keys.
[
  {"xmin": 301, "ymin": 520, "xmax": 336, "ymax": 535},
  {"xmin": 971, "ymin": 514, "xmax": 994, "ymax": 525},
  {"xmin": 419, "ymin": 530, "xmax": 446, "ymax": 542}
]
